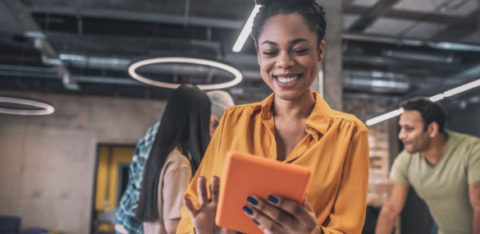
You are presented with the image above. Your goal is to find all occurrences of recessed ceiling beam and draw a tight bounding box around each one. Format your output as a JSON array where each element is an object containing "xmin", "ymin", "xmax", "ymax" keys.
[
  {"xmin": 344, "ymin": 6, "xmax": 465, "ymax": 25},
  {"xmin": 32, "ymin": 6, "xmax": 243, "ymax": 29},
  {"xmin": 433, "ymin": 11, "xmax": 479, "ymax": 41},
  {"xmin": 348, "ymin": 0, "xmax": 401, "ymax": 32}
]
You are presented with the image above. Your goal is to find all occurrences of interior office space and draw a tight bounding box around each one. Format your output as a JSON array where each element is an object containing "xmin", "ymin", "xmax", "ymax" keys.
[{"xmin": 1, "ymin": 0, "xmax": 479, "ymax": 233}]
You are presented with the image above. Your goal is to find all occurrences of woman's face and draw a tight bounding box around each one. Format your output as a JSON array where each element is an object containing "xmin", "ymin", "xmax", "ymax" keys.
[{"xmin": 256, "ymin": 13, "xmax": 325, "ymax": 101}]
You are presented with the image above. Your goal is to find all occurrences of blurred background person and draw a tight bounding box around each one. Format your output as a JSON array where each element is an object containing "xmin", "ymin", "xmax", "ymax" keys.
[
  {"xmin": 207, "ymin": 91, "xmax": 235, "ymax": 138},
  {"xmin": 375, "ymin": 97, "xmax": 480, "ymax": 234},
  {"xmin": 135, "ymin": 84, "xmax": 210, "ymax": 234},
  {"xmin": 114, "ymin": 88, "xmax": 234, "ymax": 234}
]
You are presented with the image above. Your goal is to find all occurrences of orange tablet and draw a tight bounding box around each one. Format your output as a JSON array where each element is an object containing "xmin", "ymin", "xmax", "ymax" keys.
[{"xmin": 215, "ymin": 151, "xmax": 312, "ymax": 234}]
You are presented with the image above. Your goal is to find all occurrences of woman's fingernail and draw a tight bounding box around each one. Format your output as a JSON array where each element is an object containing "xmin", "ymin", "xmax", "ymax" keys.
[
  {"xmin": 247, "ymin": 196, "xmax": 258, "ymax": 206},
  {"xmin": 268, "ymin": 195, "xmax": 279, "ymax": 204},
  {"xmin": 242, "ymin": 205, "xmax": 253, "ymax": 215},
  {"xmin": 253, "ymin": 219, "xmax": 260, "ymax": 226}
]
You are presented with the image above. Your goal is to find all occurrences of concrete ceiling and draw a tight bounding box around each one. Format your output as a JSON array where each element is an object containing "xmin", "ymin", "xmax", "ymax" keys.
[{"xmin": 0, "ymin": 0, "xmax": 480, "ymax": 105}]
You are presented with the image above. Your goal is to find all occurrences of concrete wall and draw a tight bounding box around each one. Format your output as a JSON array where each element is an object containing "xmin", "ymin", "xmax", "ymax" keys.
[{"xmin": 0, "ymin": 91, "xmax": 166, "ymax": 233}]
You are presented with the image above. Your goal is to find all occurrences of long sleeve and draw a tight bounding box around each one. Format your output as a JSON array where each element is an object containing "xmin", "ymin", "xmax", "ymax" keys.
[
  {"xmin": 319, "ymin": 127, "xmax": 369, "ymax": 234},
  {"xmin": 176, "ymin": 93, "xmax": 371, "ymax": 234}
]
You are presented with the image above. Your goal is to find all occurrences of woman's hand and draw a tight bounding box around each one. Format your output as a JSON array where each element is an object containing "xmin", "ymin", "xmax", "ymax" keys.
[
  {"xmin": 184, "ymin": 176, "xmax": 234, "ymax": 234},
  {"xmin": 242, "ymin": 194, "xmax": 322, "ymax": 234}
]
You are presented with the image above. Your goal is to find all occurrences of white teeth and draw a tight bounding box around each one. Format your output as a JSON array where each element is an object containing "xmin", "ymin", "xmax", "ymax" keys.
[{"xmin": 277, "ymin": 76, "xmax": 298, "ymax": 83}]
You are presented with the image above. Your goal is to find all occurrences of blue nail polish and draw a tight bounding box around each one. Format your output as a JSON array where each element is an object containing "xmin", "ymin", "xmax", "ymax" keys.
[
  {"xmin": 243, "ymin": 205, "xmax": 253, "ymax": 215},
  {"xmin": 247, "ymin": 196, "xmax": 258, "ymax": 206},
  {"xmin": 253, "ymin": 219, "xmax": 260, "ymax": 225},
  {"xmin": 268, "ymin": 195, "xmax": 279, "ymax": 204}
]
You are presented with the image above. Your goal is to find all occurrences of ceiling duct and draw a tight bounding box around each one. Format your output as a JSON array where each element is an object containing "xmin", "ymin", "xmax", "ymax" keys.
[
  {"xmin": 57, "ymin": 53, "xmax": 413, "ymax": 94},
  {"xmin": 382, "ymin": 50, "xmax": 461, "ymax": 64},
  {"xmin": 343, "ymin": 33, "xmax": 480, "ymax": 52},
  {"xmin": 59, "ymin": 54, "xmax": 131, "ymax": 71},
  {"xmin": 21, "ymin": 31, "xmax": 79, "ymax": 90},
  {"xmin": 59, "ymin": 53, "xmax": 230, "ymax": 78},
  {"xmin": 0, "ymin": 61, "xmax": 412, "ymax": 94},
  {"xmin": 343, "ymin": 70, "xmax": 411, "ymax": 93}
]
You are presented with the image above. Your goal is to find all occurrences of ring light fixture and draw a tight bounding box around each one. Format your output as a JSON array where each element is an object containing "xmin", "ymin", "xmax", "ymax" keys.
[
  {"xmin": 0, "ymin": 96, "xmax": 55, "ymax": 116},
  {"xmin": 128, "ymin": 57, "xmax": 243, "ymax": 90}
]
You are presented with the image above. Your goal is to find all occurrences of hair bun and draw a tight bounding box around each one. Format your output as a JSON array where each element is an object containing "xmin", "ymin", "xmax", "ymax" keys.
[{"xmin": 255, "ymin": 0, "xmax": 314, "ymax": 6}]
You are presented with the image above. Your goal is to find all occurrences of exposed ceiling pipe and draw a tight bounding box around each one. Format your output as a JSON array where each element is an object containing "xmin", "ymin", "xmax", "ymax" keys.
[
  {"xmin": 0, "ymin": 62, "xmax": 413, "ymax": 94},
  {"xmin": 0, "ymin": 64, "xmax": 55, "ymax": 73},
  {"xmin": 343, "ymin": 33, "xmax": 480, "ymax": 52},
  {"xmin": 345, "ymin": 70, "xmax": 407, "ymax": 80},
  {"xmin": 28, "ymin": 6, "xmax": 480, "ymax": 53},
  {"xmin": 0, "ymin": 67, "xmax": 57, "ymax": 79},
  {"xmin": 56, "ymin": 50, "xmax": 444, "ymax": 95},
  {"xmin": 0, "ymin": 69, "xmax": 144, "ymax": 86},
  {"xmin": 5, "ymin": 0, "xmax": 80, "ymax": 91},
  {"xmin": 57, "ymin": 53, "xmax": 413, "ymax": 93},
  {"xmin": 343, "ymin": 77, "xmax": 410, "ymax": 93},
  {"xmin": 59, "ymin": 54, "xmax": 131, "ymax": 70},
  {"xmin": 58, "ymin": 53, "xmax": 414, "ymax": 93},
  {"xmin": 343, "ymin": 70, "xmax": 411, "ymax": 93},
  {"xmin": 382, "ymin": 50, "xmax": 461, "ymax": 64},
  {"xmin": 31, "ymin": 6, "xmax": 242, "ymax": 29},
  {"xmin": 28, "ymin": 34, "xmax": 79, "ymax": 90},
  {"xmin": 59, "ymin": 53, "xmax": 230, "ymax": 77}
]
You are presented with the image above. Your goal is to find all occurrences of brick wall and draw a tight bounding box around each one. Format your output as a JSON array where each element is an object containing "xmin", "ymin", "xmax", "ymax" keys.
[{"xmin": 344, "ymin": 97, "xmax": 392, "ymax": 207}]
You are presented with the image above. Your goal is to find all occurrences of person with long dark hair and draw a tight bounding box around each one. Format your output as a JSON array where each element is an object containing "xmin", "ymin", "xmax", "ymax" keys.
[
  {"xmin": 114, "ymin": 89, "xmax": 234, "ymax": 234},
  {"xmin": 177, "ymin": 0, "xmax": 369, "ymax": 233},
  {"xmin": 136, "ymin": 84, "xmax": 211, "ymax": 234}
]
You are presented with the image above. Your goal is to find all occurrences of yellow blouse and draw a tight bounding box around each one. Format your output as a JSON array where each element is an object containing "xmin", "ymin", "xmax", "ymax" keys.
[{"xmin": 177, "ymin": 92, "xmax": 369, "ymax": 234}]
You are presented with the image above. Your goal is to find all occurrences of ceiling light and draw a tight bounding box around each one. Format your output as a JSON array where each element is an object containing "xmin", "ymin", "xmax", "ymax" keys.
[
  {"xmin": 232, "ymin": 5, "xmax": 261, "ymax": 53},
  {"xmin": 443, "ymin": 79, "xmax": 480, "ymax": 97},
  {"xmin": 365, "ymin": 108, "xmax": 404, "ymax": 126},
  {"xmin": 0, "ymin": 96, "xmax": 55, "ymax": 116},
  {"xmin": 366, "ymin": 77, "xmax": 480, "ymax": 126},
  {"xmin": 128, "ymin": 57, "xmax": 243, "ymax": 90}
]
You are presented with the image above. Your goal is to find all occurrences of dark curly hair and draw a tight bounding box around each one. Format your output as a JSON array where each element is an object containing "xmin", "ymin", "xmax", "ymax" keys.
[
  {"xmin": 401, "ymin": 97, "xmax": 447, "ymax": 133},
  {"xmin": 251, "ymin": 0, "xmax": 327, "ymax": 45}
]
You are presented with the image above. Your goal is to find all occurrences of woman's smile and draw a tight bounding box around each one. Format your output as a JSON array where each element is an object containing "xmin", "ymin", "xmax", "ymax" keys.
[{"xmin": 273, "ymin": 73, "xmax": 303, "ymax": 88}]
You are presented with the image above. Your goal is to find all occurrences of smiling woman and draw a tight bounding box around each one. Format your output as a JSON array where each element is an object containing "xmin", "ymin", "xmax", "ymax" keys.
[
  {"xmin": 177, "ymin": 0, "xmax": 370, "ymax": 233},
  {"xmin": 255, "ymin": 13, "xmax": 325, "ymax": 103}
]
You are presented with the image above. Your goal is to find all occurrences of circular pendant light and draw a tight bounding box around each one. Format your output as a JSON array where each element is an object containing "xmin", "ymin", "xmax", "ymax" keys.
[
  {"xmin": 128, "ymin": 57, "xmax": 243, "ymax": 90},
  {"xmin": 0, "ymin": 96, "xmax": 55, "ymax": 116}
]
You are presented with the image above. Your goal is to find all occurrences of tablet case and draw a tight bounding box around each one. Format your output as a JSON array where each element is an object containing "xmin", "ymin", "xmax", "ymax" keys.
[{"xmin": 215, "ymin": 151, "xmax": 312, "ymax": 233}]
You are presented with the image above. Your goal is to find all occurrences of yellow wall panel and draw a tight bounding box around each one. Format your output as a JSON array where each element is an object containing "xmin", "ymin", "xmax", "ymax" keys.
[{"xmin": 95, "ymin": 146, "xmax": 135, "ymax": 211}]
